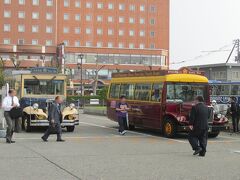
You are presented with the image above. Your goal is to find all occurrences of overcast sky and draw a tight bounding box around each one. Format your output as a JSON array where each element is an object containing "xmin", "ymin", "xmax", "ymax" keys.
[{"xmin": 170, "ymin": 0, "xmax": 240, "ymax": 68}]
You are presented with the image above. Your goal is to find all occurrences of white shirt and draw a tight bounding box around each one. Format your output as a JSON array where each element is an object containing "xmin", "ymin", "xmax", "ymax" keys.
[{"xmin": 2, "ymin": 96, "xmax": 20, "ymax": 112}]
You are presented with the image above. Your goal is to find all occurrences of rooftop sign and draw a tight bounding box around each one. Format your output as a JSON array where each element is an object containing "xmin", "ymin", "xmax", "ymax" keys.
[{"xmin": 30, "ymin": 67, "xmax": 58, "ymax": 74}]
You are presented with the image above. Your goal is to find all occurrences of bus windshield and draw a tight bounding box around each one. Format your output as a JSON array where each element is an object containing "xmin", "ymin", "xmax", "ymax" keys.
[
  {"xmin": 24, "ymin": 79, "xmax": 64, "ymax": 95},
  {"xmin": 167, "ymin": 83, "xmax": 208, "ymax": 102}
]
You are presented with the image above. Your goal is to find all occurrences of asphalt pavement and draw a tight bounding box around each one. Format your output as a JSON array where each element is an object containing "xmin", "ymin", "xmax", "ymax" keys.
[{"xmin": 0, "ymin": 114, "xmax": 240, "ymax": 180}]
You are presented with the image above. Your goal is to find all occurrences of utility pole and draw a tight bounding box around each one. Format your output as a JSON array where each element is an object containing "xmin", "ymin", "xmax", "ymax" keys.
[{"xmin": 235, "ymin": 39, "xmax": 240, "ymax": 63}]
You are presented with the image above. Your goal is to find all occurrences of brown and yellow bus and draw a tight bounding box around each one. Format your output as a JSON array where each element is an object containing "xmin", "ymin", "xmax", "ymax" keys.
[{"xmin": 107, "ymin": 68, "xmax": 228, "ymax": 138}]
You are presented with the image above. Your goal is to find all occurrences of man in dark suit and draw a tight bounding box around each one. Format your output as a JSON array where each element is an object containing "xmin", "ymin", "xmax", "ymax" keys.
[
  {"xmin": 188, "ymin": 96, "xmax": 210, "ymax": 157},
  {"xmin": 41, "ymin": 96, "xmax": 65, "ymax": 142}
]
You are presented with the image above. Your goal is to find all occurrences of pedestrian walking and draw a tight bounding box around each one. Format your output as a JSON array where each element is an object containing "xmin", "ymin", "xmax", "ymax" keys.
[
  {"xmin": 188, "ymin": 96, "xmax": 210, "ymax": 157},
  {"xmin": 230, "ymin": 96, "xmax": 239, "ymax": 132},
  {"xmin": 2, "ymin": 89, "xmax": 21, "ymax": 143},
  {"xmin": 116, "ymin": 95, "xmax": 130, "ymax": 135},
  {"xmin": 41, "ymin": 96, "xmax": 65, "ymax": 142}
]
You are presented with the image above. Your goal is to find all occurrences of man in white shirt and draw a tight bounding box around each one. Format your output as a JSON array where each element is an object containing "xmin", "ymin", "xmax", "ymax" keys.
[{"xmin": 2, "ymin": 89, "xmax": 20, "ymax": 143}]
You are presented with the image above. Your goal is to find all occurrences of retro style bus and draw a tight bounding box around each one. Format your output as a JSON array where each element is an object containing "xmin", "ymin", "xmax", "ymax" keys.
[
  {"xmin": 107, "ymin": 68, "xmax": 229, "ymax": 138},
  {"xmin": 5, "ymin": 67, "xmax": 79, "ymax": 132}
]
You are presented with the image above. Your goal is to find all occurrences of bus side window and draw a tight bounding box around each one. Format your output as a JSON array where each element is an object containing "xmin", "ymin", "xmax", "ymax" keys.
[
  {"xmin": 151, "ymin": 83, "xmax": 163, "ymax": 102},
  {"xmin": 119, "ymin": 84, "xmax": 135, "ymax": 99},
  {"xmin": 135, "ymin": 84, "xmax": 151, "ymax": 101},
  {"xmin": 109, "ymin": 84, "xmax": 120, "ymax": 98}
]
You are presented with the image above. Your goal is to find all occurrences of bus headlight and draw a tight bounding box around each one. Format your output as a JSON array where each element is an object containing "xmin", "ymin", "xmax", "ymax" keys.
[
  {"xmin": 69, "ymin": 103, "xmax": 75, "ymax": 109},
  {"xmin": 33, "ymin": 103, "xmax": 39, "ymax": 110},
  {"xmin": 217, "ymin": 114, "xmax": 222, "ymax": 119}
]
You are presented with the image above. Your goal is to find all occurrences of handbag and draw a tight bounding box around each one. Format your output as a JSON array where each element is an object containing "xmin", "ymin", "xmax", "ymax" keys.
[{"xmin": 9, "ymin": 107, "xmax": 23, "ymax": 119}]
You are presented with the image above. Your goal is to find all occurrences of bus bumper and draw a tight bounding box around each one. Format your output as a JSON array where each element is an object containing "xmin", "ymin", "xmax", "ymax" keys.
[
  {"xmin": 30, "ymin": 119, "xmax": 79, "ymax": 127},
  {"xmin": 178, "ymin": 124, "xmax": 229, "ymax": 133}
]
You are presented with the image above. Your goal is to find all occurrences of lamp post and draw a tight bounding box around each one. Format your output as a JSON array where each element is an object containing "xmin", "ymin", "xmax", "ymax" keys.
[{"xmin": 77, "ymin": 54, "xmax": 84, "ymax": 97}]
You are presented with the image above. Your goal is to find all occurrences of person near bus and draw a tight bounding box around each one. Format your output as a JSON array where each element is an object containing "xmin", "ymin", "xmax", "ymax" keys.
[
  {"xmin": 230, "ymin": 96, "xmax": 239, "ymax": 132},
  {"xmin": 2, "ymin": 89, "xmax": 20, "ymax": 143},
  {"xmin": 188, "ymin": 96, "xmax": 210, "ymax": 157},
  {"xmin": 116, "ymin": 95, "xmax": 130, "ymax": 135},
  {"xmin": 41, "ymin": 96, "xmax": 65, "ymax": 142}
]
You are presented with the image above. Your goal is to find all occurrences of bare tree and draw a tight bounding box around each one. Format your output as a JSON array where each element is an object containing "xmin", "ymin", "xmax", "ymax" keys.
[{"xmin": 92, "ymin": 64, "xmax": 106, "ymax": 95}]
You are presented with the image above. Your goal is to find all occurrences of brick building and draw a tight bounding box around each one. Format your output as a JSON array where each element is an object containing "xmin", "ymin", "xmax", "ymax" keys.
[{"xmin": 0, "ymin": 0, "xmax": 169, "ymax": 93}]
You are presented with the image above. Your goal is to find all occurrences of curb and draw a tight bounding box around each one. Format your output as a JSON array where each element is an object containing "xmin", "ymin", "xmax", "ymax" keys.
[{"xmin": 83, "ymin": 108, "xmax": 106, "ymax": 116}]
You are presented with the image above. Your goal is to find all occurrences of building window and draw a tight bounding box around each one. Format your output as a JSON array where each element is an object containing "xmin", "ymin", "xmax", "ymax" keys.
[
  {"xmin": 108, "ymin": 16, "xmax": 113, "ymax": 22},
  {"xmin": 119, "ymin": 17, "xmax": 125, "ymax": 23},
  {"xmin": 86, "ymin": 2, "xmax": 92, "ymax": 8},
  {"xmin": 108, "ymin": 3, "xmax": 114, "ymax": 9},
  {"xmin": 3, "ymin": 39, "xmax": 10, "ymax": 45},
  {"xmin": 32, "ymin": 0, "xmax": 39, "ymax": 5},
  {"xmin": 97, "ymin": 28, "xmax": 103, "ymax": 35},
  {"xmin": 18, "ymin": 39, "xmax": 24, "ymax": 45},
  {"xmin": 129, "ymin": 5, "xmax": 135, "ymax": 11},
  {"xmin": 63, "ymin": 40, "xmax": 69, "ymax": 46},
  {"xmin": 32, "ymin": 12, "xmax": 39, "ymax": 19},
  {"xmin": 119, "ymin": 43, "xmax": 124, "ymax": 48},
  {"xmin": 86, "ymin": 15, "xmax": 92, "ymax": 21},
  {"xmin": 140, "ymin": 5, "xmax": 145, "ymax": 12},
  {"xmin": 75, "ymin": 0, "xmax": 80, "ymax": 7},
  {"xmin": 32, "ymin": 25, "xmax": 39, "ymax": 33},
  {"xmin": 140, "ymin": 18, "xmax": 145, "ymax": 24},
  {"xmin": 18, "ymin": 11, "xmax": 25, "ymax": 19},
  {"xmin": 108, "ymin": 42, "xmax": 113, "ymax": 48},
  {"xmin": 97, "ymin": 16, "xmax": 103, "ymax": 22},
  {"xmin": 129, "ymin": 30, "xmax": 134, "ymax": 37},
  {"xmin": 129, "ymin": 17, "xmax": 135, "ymax": 24},
  {"xmin": 64, "ymin": 13, "xmax": 69, "ymax": 20},
  {"xmin": 150, "ymin": 5, "xmax": 156, "ymax": 12},
  {"xmin": 150, "ymin": 18, "xmax": 156, "ymax": 25},
  {"xmin": 75, "ymin": 41, "xmax": 80, "ymax": 47},
  {"xmin": 108, "ymin": 29, "xmax": 113, "ymax": 35},
  {"xmin": 18, "ymin": 25, "xmax": 25, "ymax": 32},
  {"xmin": 46, "ymin": 13, "xmax": 53, "ymax": 20},
  {"xmin": 139, "ymin": 30, "xmax": 145, "ymax": 37},
  {"xmin": 19, "ymin": 0, "xmax": 25, "ymax": 5},
  {"xmin": 75, "ymin": 14, "xmax": 80, "ymax": 21},
  {"xmin": 46, "ymin": 0, "xmax": 53, "ymax": 6},
  {"xmin": 86, "ymin": 42, "xmax": 92, "ymax": 47},
  {"xmin": 119, "ymin": 30, "xmax": 124, "ymax": 36},
  {"xmin": 46, "ymin": 40, "xmax": 52, "ymax": 46},
  {"xmin": 4, "ymin": 11, "xmax": 11, "ymax": 18},
  {"xmin": 63, "ymin": 27, "xmax": 69, "ymax": 33},
  {"xmin": 97, "ymin": 2, "xmax": 103, "ymax": 9},
  {"xmin": 86, "ymin": 28, "xmax": 91, "ymax": 34},
  {"xmin": 4, "ymin": 0, "xmax": 11, "ymax": 4},
  {"xmin": 32, "ymin": 39, "xmax": 38, "ymax": 45},
  {"xmin": 64, "ymin": 0, "xmax": 69, "ymax": 7},
  {"xmin": 97, "ymin": 42, "xmax": 102, "ymax": 47},
  {"xmin": 4, "ymin": 24, "xmax": 11, "ymax": 32},
  {"xmin": 139, "ymin": 44, "xmax": 145, "ymax": 49},
  {"xmin": 75, "ymin": 27, "xmax": 80, "ymax": 34},
  {"xmin": 150, "ymin": 44, "xmax": 155, "ymax": 49},
  {"xmin": 150, "ymin": 31, "xmax": 155, "ymax": 37},
  {"xmin": 119, "ymin": 4, "xmax": 125, "ymax": 10},
  {"xmin": 46, "ymin": 26, "xmax": 53, "ymax": 33},
  {"xmin": 129, "ymin": 43, "xmax": 134, "ymax": 49}
]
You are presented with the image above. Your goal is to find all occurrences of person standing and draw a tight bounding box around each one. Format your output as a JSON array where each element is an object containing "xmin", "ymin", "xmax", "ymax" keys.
[
  {"xmin": 230, "ymin": 96, "xmax": 239, "ymax": 132},
  {"xmin": 41, "ymin": 96, "xmax": 65, "ymax": 142},
  {"xmin": 2, "ymin": 89, "xmax": 20, "ymax": 143},
  {"xmin": 188, "ymin": 96, "xmax": 210, "ymax": 157},
  {"xmin": 116, "ymin": 95, "xmax": 130, "ymax": 135}
]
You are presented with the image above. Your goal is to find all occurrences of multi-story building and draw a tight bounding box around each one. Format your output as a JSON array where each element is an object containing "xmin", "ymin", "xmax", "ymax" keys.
[{"xmin": 0, "ymin": 0, "xmax": 169, "ymax": 93}]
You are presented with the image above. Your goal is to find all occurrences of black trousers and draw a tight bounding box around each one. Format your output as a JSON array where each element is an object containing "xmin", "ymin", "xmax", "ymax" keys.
[
  {"xmin": 188, "ymin": 129, "xmax": 208, "ymax": 153},
  {"xmin": 42, "ymin": 122, "xmax": 62, "ymax": 140},
  {"xmin": 231, "ymin": 114, "xmax": 239, "ymax": 132},
  {"xmin": 118, "ymin": 116, "xmax": 127, "ymax": 133}
]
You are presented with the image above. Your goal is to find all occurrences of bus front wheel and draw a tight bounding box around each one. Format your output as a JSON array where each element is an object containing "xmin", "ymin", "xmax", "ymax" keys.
[
  {"xmin": 163, "ymin": 118, "xmax": 177, "ymax": 138},
  {"xmin": 66, "ymin": 126, "xmax": 75, "ymax": 132},
  {"xmin": 208, "ymin": 131, "xmax": 220, "ymax": 138},
  {"xmin": 23, "ymin": 116, "xmax": 31, "ymax": 132}
]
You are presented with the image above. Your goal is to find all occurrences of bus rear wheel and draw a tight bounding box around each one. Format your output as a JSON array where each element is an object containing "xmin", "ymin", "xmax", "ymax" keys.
[
  {"xmin": 208, "ymin": 131, "xmax": 220, "ymax": 138},
  {"xmin": 66, "ymin": 126, "xmax": 75, "ymax": 132},
  {"xmin": 163, "ymin": 118, "xmax": 177, "ymax": 138}
]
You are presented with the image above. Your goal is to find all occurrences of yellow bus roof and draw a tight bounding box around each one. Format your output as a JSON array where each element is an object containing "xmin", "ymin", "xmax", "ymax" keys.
[{"xmin": 110, "ymin": 74, "xmax": 208, "ymax": 83}]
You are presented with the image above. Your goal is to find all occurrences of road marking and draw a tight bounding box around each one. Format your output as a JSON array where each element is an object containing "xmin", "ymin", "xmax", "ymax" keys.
[{"xmin": 79, "ymin": 121, "xmax": 187, "ymax": 143}]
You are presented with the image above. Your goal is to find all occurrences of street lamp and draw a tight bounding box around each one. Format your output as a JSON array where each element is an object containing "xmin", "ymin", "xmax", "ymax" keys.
[{"xmin": 77, "ymin": 54, "xmax": 84, "ymax": 97}]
